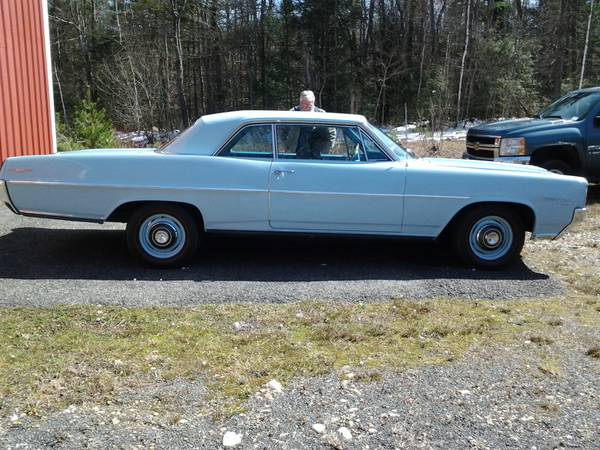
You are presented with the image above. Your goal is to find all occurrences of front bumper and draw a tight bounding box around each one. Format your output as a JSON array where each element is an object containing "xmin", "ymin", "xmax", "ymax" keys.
[
  {"xmin": 556, "ymin": 207, "xmax": 587, "ymax": 238},
  {"xmin": 0, "ymin": 180, "xmax": 19, "ymax": 214},
  {"xmin": 463, "ymin": 152, "xmax": 531, "ymax": 165}
]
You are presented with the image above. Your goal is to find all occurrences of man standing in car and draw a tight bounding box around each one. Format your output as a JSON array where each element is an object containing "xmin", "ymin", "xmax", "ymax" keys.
[
  {"xmin": 290, "ymin": 90, "xmax": 325, "ymax": 113},
  {"xmin": 289, "ymin": 90, "xmax": 335, "ymax": 159}
]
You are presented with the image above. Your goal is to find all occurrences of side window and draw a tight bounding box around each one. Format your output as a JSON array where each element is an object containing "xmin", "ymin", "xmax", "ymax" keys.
[
  {"xmin": 219, "ymin": 125, "xmax": 273, "ymax": 158},
  {"xmin": 361, "ymin": 131, "xmax": 390, "ymax": 161},
  {"xmin": 276, "ymin": 125, "xmax": 366, "ymax": 161}
]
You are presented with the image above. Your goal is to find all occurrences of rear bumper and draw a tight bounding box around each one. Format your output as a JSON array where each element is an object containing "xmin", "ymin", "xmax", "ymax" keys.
[
  {"xmin": 0, "ymin": 180, "xmax": 19, "ymax": 214},
  {"xmin": 463, "ymin": 152, "xmax": 531, "ymax": 165}
]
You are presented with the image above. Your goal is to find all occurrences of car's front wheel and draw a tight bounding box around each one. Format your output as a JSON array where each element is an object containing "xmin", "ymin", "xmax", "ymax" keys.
[
  {"xmin": 453, "ymin": 206, "xmax": 525, "ymax": 269},
  {"xmin": 126, "ymin": 204, "xmax": 200, "ymax": 267}
]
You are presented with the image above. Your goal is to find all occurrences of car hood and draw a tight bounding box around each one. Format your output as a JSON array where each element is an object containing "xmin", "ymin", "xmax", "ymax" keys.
[
  {"xmin": 468, "ymin": 118, "xmax": 580, "ymax": 137},
  {"xmin": 412, "ymin": 157, "xmax": 549, "ymax": 174}
]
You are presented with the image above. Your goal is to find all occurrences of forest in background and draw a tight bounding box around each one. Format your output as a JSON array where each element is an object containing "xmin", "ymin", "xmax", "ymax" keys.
[{"xmin": 49, "ymin": 0, "xmax": 600, "ymax": 132}]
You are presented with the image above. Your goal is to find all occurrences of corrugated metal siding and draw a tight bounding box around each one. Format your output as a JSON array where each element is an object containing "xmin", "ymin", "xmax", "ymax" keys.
[{"xmin": 0, "ymin": 0, "xmax": 54, "ymax": 164}]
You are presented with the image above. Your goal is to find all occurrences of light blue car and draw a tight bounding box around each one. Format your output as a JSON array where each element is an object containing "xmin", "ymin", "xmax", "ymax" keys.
[{"xmin": 0, "ymin": 111, "xmax": 588, "ymax": 269}]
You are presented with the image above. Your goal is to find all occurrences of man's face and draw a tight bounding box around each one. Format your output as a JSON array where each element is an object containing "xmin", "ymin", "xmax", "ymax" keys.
[{"xmin": 299, "ymin": 98, "xmax": 315, "ymax": 111}]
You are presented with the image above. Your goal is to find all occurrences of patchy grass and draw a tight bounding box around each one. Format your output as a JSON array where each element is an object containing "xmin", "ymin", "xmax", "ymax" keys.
[
  {"xmin": 529, "ymin": 335, "xmax": 554, "ymax": 346},
  {"xmin": 538, "ymin": 358, "xmax": 563, "ymax": 378},
  {"xmin": 523, "ymin": 198, "xmax": 600, "ymax": 297},
  {"xmin": 1, "ymin": 295, "xmax": 599, "ymax": 418},
  {"xmin": 586, "ymin": 347, "xmax": 600, "ymax": 359}
]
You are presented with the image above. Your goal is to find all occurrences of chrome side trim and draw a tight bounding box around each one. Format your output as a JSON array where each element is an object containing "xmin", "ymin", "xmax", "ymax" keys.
[
  {"xmin": 271, "ymin": 190, "xmax": 406, "ymax": 198},
  {"xmin": 271, "ymin": 123, "xmax": 278, "ymax": 160},
  {"xmin": 270, "ymin": 191, "xmax": 468, "ymax": 200},
  {"xmin": 19, "ymin": 209, "xmax": 104, "ymax": 223},
  {"xmin": 404, "ymin": 194, "xmax": 470, "ymax": 200},
  {"xmin": 8, "ymin": 180, "xmax": 268, "ymax": 193}
]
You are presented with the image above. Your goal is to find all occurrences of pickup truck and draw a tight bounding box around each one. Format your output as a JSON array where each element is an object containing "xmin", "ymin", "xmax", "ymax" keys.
[{"xmin": 464, "ymin": 87, "xmax": 600, "ymax": 182}]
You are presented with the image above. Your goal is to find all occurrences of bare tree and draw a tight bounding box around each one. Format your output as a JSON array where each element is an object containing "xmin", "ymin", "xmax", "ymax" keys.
[
  {"xmin": 48, "ymin": 0, "xmax": 599, "ymax": 132},
  {"xmin": 171, "ymin": 0, "xmax": 190, "ymax": 128},
  {"xmin": 579, "ymin": 0, "xmax": 594, "ymax": 89},
  {"xmin": 456, "ymin": 0, "xmax": 471, "ymax": 125}
]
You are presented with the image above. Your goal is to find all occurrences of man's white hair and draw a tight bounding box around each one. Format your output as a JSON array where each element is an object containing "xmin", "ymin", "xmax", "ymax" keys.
[{"xmin": 299, "ymin": 90, "xmax": 315, "ymax": 102}]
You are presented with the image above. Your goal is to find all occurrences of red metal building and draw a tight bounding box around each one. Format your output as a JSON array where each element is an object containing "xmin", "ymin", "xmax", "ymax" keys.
[{"xmin": 0, "ymin": 0, "xmax": 55, "ymax": 164}]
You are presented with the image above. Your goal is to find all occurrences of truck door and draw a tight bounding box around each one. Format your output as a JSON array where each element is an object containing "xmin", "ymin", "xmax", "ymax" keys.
[{"xmin": 587, "ymin": 103, "xmax": 600, "ymax": 176}]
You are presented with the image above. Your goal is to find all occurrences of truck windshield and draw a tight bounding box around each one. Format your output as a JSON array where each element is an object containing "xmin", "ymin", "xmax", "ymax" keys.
[{"xmin": 539, "ymin": 91, "xmax": 600, "ymax": 120}]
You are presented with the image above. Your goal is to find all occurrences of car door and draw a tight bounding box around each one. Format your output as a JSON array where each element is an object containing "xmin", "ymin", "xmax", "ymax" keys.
[
  {"xmin": 586, "ymin": 102, "xmax": 600, "ymax": 175},
  {"xmin": 269, "ymin": 124, "xmax": 406, "ymax": 233},
  {"xmin": 208, "ymin": 123, "xmax": 273, "ymax": 231}
]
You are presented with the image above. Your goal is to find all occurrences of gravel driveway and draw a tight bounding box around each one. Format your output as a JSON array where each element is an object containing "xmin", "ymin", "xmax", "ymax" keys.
[
  {"xmin": 4, "ymin": 345, "xmax": 599, "ymax": 449},
  {"xmin": 1, "ymin": 188, "xmax": 599, "ymax": 449},
  {"xmin": 0, "ymin": 208, "xmax": 561, "ymax": 307}
]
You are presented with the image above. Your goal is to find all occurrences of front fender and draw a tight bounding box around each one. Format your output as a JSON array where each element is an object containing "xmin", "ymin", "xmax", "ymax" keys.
[
  {"xmin": 403, "ymin": 161, "xmax": 588, "ymax": 239},
  {"xmin": 529, "ymin": 128, "xmax": 584, "ymax": 156}
]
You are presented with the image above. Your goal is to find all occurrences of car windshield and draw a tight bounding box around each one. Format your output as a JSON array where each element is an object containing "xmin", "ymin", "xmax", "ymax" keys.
[
  {"xmin": 539, "ymin": 91, "xmax": 600, "ymax": 120},
  {"xmin": 366, "ymin": 124, "xmax": 414, "ymax": 160}
]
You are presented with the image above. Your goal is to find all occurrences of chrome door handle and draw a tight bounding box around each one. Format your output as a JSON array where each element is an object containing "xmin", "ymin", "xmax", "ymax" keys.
[{"xmin": 273, "ymin": 169, "xmax": 295, "ymax": 176}]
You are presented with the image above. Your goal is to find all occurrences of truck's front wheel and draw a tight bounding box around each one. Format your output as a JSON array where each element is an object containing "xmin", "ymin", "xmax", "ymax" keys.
[{"xmin": 539, "ymin": 159, "xmax": 574, "ymax": 175}]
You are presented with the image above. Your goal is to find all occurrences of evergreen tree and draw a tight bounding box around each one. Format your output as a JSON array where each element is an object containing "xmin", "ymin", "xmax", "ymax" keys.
[
  {"xmin": 71, "ymin": 99, "xmax": 118, "ymax": 149},
  {"xmin": 56, "ymin": 100, "xmax": 119, "ymax": 152}
]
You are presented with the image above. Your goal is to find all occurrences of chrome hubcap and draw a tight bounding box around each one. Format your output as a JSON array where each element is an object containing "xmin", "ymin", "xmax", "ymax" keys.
[
  {"xmin": 150, "ymin": 224, "xmax": 176, "ymax": 247},
  {"xmin": 469, "ymin": 216, "xmax": 513, "ymax": 261},
  {"xmin": 478, "ymin": 228, "xmax": 502, "ymax": 249},
  {"xmin": 139, "ymin": 214, "xmax": 186, "ymax": 259}
]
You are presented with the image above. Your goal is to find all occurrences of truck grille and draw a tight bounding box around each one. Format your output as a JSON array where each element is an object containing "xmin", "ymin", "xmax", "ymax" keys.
[{"xmin": 466, "ymin": 134, "xmax": 500, "ymax": 159}]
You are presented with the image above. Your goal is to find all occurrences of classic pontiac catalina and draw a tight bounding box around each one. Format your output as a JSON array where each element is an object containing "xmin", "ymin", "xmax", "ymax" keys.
[{"xmin": 0, "ymin": 110, "xmax": 588, "ymax": 269}]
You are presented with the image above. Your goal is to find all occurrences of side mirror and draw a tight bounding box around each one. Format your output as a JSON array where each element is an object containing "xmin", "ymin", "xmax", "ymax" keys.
[{"xmin": 594, "ymin": 116, "xmax": 600, "ymax": 128}]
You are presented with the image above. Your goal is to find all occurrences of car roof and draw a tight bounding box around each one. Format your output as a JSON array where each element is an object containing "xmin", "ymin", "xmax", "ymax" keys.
[
  {"xmin": 199, "ymin": 110, "xmax": 368, "ymax": 125},
  {"xmin": 165, "ymin": 110, "xmax": 370, "ymax": 156}
]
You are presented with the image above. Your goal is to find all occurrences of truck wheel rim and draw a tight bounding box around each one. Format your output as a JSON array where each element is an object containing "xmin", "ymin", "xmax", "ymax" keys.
[
  {"xmin": 139, "ymin": 214, "xmax": 186, "ymax": 259},
  {"xmin": 469, "ymin": 216, "xmax": 513, "ymax": 261}
]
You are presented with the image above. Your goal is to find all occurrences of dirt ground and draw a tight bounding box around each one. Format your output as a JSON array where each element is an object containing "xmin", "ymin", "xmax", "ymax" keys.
[{"xmin": 400, "ymin": 139, "xmax": 465, "ymax": 159}]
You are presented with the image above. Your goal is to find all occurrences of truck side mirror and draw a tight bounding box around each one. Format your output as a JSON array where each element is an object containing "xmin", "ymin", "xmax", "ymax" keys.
[{"xmin": 595, "ymin": 116, "xmax": 600, "ymax": 128}]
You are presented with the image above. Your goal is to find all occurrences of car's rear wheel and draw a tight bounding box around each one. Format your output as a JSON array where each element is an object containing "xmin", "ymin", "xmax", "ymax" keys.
[
  {"xmin": 539, "ymin": 159, "xmax": 573, "ymax": 175},
  {"xmin": 453, "ymin": 206, "xmax": 525, "ymax": 269},
  {"xmin": 126, "ymin": 204, "xmax": 199, "ymax": 267}
]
